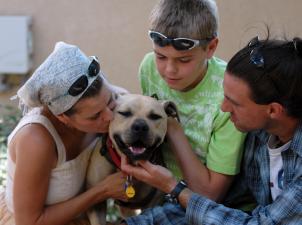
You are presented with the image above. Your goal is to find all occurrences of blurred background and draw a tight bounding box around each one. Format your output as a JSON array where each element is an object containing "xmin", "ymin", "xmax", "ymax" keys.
[
  {"xmin": 0, "ymin": 0, "xmax": 301, "ymax": 219},
  {"xmin": 0, "ymin": 0, "xmax": 300, "ymax": 96}
]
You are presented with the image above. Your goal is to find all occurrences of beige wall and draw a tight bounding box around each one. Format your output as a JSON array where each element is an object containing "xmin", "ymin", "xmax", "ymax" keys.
[{"xmin": 0, "ymin": 0, "xmax": 301, "ymax": 93}]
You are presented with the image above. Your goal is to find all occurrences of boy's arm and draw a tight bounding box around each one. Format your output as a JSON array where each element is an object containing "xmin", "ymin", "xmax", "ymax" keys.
[
  {"xmin": 167, "ymin": 118, "xmax": 232, "ymax": 202},
  {"xmin": 167, "ymin": 115, "xmax": 245, "ymax": 202}
]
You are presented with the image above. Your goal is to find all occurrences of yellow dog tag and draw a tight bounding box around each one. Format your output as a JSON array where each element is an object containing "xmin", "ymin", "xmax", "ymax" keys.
[{"xmin": 125, "ymin": 185, "xmax": 135, "ymax": 198}]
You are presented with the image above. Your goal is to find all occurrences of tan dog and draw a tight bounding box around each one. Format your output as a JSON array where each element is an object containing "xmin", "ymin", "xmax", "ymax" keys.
[{"xmin": 86, "ymin": 93, "xmax": 178, "ymax": 225}]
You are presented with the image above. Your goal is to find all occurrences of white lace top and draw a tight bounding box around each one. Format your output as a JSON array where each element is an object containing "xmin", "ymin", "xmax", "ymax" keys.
[{"xmin": 5, "ymin": 109, "xmax": 99, "ymax": 212}]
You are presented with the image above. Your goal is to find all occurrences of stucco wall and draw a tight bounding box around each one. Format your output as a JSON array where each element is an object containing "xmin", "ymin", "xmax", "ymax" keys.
[{"xmin": 0, "ymin": 0, "xmax": 301, "ymax": 93}]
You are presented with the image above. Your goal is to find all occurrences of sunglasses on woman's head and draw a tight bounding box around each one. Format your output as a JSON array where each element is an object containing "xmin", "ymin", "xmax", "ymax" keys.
[
  {"xmin": 68, "ymin": 56, "xmax": 100, "ymax": 96},
  {"xmin": 148, "ymin": 30, "xmax": 213, "ymax": 51}
]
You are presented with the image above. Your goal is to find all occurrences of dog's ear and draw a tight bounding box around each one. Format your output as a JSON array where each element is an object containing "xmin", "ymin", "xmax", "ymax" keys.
[
  {"xmin": 114, "ymin": 92, "xmax": 128, "ymax": 101},
  {"xmin": 150, "ymin": 93, "xmax": 159, "ymax": 100},
  {"xmin": 162, "ymin": 101, "xmax": 180, "ymax": 122}
]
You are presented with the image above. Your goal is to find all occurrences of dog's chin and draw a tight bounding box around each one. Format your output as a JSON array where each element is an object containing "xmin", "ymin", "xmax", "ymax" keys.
[{"xmin": 113, "ymin": 134, "xmax": 162, "ymax": 162}]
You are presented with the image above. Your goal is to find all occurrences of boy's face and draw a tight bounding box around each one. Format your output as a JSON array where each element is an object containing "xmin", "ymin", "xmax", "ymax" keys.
[
  {"xmin": 221, "ymin": 72, "xmax": 270, "ymax": 132},
  {"xmin": 153, "ymin": 44, "xmax": 210, "ymax": 92}
]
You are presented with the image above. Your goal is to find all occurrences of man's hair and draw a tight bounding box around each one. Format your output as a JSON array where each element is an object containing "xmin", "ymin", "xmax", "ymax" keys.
[
  {"xmin": 227, "ymin": 36, "xmax": 302, "ymax": 119},
  {"xmin": 64, "ymin": 75, "xmax": 104, "ymax": 116},
  {"xmin": 150, "ymin": 0, "xmax": 218, "ymax": 40}
]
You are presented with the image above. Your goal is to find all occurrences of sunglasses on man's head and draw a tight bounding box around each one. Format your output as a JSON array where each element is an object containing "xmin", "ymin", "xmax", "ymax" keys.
[
  {"xmin": 248, "ymin": 36, "xmax": 265, "ymax": 69},
  {"xmin": 68, "ymin": 56, "xmax": 100, "ymax": 96},
  {"xmin": 148, "ymin": 30, "xmax": 213, "ymax": 51},
  {"xmin": 248, "ymin": 36, "xmax": 283, "ymax": 94},
  {"xmin": 293, "ymin": 38, "xmax": 302, "ymax": 57}
]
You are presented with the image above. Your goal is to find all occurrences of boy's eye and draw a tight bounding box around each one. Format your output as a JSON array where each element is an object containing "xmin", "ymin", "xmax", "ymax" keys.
[
  {"xmin": 179, "ymin": 58, "xmax": 191, "ymax": 63},
  {"xmin": 118, "ymin": 111, "xmax": 132, "ymax": 117},
  {"xmin": 155, "ymin": 54, "xmax": 166, "ymax": 60},
  {"xmin": 148, "ymin": 113, "xmax": 162, "ymax": 120}
]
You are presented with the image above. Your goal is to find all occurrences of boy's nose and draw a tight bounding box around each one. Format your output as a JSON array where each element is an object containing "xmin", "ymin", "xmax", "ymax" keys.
[
  {"xmin": 165, "ymin": 60, "xmax": 177, "ymax": 74},
  {"xmin": 220, "ymin": 98, "xmax": 230, "ymax": 113}
]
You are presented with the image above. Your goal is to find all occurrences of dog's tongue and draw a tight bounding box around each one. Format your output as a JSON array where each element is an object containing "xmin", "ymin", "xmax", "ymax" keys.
[{"xmin": 129, "ymin": 146, "xmax": 146, "ymax": 155}]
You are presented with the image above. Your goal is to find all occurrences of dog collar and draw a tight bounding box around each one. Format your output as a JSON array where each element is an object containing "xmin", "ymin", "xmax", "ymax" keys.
[{"xmin": 106, "ymin": 137, "xmax": 121, "ymax": 169}]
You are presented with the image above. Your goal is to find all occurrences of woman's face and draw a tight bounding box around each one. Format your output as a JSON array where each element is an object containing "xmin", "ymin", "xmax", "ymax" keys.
[{"xmin": 65, "ymin": 83, "xmax": 116, "ymax": 133}]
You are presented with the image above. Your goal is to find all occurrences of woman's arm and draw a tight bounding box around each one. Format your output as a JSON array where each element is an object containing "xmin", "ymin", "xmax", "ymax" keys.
[{"xmin": 12, "ymin": 124, "xmax": 127, "ymax": 225}]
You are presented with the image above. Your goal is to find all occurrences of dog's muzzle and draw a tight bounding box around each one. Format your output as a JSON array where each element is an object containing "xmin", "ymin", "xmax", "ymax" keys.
[{"xmin": 113, "ymin": 119, "xmax": 163, "ymax": 161}]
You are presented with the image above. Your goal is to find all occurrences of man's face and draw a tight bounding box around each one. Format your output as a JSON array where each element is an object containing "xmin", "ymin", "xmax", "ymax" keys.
[
  {"xmin": 153, "ymin": 44, "xmax": 209, "ymax": 92},
  {"xmin": 221, "ymin": 72, "xmax": 270, "ymax": 132},
  {"xmin": 65, "ymin": 83, "xmax": 116, "ymax": 133}
]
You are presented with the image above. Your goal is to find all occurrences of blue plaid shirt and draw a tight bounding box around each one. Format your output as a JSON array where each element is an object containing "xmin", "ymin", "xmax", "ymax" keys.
[{"xmin": 125, "ymin": 125, "xmax": 302, "ymax": 225}]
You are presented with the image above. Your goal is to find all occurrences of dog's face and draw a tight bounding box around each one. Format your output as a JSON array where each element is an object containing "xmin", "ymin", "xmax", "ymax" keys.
[{"xmin": 109, "ymin": 94, "xmax": 174, "ymax": 161}]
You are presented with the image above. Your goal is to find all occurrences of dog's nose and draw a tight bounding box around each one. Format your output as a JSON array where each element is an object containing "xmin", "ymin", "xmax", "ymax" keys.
[{"xmin": 131, "ymin": 119, "xmax": 149, "ymax": 135}]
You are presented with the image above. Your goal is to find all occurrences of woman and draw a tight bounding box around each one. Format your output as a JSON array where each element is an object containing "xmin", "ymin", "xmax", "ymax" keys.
[{"xmin": 0, "ymin": 42, "xmax": 128, "ymax": 225}]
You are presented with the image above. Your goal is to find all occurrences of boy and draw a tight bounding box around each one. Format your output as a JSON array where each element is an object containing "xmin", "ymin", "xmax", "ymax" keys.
[{"xmin": 139, "ymin": 0, "xmax": 245, "ymax": 201}]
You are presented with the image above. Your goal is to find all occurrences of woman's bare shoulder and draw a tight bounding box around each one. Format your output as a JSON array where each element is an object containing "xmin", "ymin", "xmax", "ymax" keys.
[{"xmin": 9, "ymin": 123, "xmax": 57, "ymax": 166}]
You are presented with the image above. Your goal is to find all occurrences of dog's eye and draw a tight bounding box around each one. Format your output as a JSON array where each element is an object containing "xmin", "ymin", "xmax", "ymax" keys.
[
  {"xmin": 148, "ymin": 113, "xmax": 162, "ymax": 120},
  {"xmin": 118, "ymin": 111, "xmax": 132, "ymax": 117}
]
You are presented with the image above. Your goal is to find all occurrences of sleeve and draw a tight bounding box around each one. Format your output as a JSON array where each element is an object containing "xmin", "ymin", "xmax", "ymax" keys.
[
  {"xmin": 138, "ymin": 52, "xmax": 154, "ymax": 96},
  {"xmin": 186, "ymin": 179, "xmax": 302, "ymax": 225},
  {"xmin": 206, "ymin": 109, "xmax": 246, "ymax": 175}
]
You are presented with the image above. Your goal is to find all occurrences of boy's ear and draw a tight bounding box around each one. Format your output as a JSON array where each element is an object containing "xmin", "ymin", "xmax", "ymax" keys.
[{"xmin": 206, "ymin": 37, "xmax": 219, "ymax": 59}]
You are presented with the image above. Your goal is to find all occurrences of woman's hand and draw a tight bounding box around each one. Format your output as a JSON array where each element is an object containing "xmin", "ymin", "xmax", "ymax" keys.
[
  {"xmin": 120, "ymin": 155, "xmax": 177, "ymax": 194},
  {"xmin": 96, "ymin": 171, "xmax": 129, "ymax": 202}
]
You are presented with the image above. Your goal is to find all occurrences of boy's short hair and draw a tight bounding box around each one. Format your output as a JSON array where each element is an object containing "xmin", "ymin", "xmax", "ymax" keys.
[{"xmin": 150, "ymin": 0, "xmax": 218, "ymax": 40}]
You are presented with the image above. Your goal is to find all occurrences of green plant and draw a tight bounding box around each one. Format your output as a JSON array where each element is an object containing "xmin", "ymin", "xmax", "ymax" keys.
[{"xmin": 0, "ymin": 104, "xmax": 21, "ymax": 189}]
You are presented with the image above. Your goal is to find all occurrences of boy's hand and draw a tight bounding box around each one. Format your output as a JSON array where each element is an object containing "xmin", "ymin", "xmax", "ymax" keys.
[
  {"xmin": 167, "ymin": 117, "xmax": 183, "ymax": 134},
  {"xmin": 120, "ymin": 155, "xmax": 177, "ymax": 194}
]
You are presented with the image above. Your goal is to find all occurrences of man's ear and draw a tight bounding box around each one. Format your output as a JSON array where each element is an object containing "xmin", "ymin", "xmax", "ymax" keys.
[
  {"xmin": 268, "ymin": 102, "xmax": 285, "ymax": 119},
  {"xmin": 206, "ymin": 37, "xmax": 218, "ymax": 59}
]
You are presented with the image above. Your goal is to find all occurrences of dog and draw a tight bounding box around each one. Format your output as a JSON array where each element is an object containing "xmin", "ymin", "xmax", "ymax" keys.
[{"xmin": 86, "ymin": 93, "xmax": 178, "ymax": 225}]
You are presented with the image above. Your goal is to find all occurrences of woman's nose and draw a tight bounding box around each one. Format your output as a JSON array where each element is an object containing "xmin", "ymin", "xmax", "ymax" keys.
[{"xmin": 102, "ymin": 107, "xmax": 114, "ymax": 122}]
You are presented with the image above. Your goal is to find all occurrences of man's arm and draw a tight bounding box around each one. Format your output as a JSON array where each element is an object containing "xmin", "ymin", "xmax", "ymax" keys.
[
  {"xmin": 121, "ymin": 154, "xmax": 302, "ymax": 225},
  {"xmin": 183, "ymin": 180, "xmax": 302, "ymax": 225}
]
